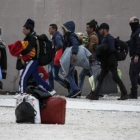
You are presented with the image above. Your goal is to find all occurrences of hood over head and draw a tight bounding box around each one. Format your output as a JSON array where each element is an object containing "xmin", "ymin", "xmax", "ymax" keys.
[{"xmin": 62, "ymin": 21, "xmax": 75, "ymax": 33}]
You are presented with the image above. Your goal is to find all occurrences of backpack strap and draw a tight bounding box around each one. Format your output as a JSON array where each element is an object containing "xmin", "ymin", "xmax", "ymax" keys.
[{"xmin": 34, "ymin": 36, "xmax": 40, "ymax": 59}]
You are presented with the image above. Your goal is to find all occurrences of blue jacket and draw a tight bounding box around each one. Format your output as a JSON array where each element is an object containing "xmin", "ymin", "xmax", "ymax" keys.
[
  {"xmin": 63, "ymin": 21, "xmax": 80, "ymax": 54},
  {"xmin": 129, "ymin": 27, "xmax": 140, "ymax": 57},
  {"xmin": 52, "ymin": 31, "xmax": 63, "ymax": 51},
  {"xmin": 102, "ymin": 34, "xmax": 115, "ymax": 54}
]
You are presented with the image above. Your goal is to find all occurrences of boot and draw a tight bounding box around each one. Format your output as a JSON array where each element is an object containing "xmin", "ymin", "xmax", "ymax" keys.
[
  {"xmin": 88, "ymin": 91, "xmax": 99, "ymax": 100},
  {"xmin": 117, "ymin": 94, "xmax": 128, "ymax": 100},
  {"xmin": 128, "ymin": 93, "xmax": 138, "ymax": 99}
]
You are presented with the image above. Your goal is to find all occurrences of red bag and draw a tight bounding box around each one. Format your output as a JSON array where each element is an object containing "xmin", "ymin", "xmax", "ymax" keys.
[
  {"xmin": 53, "ymin": 48, "xmax": 63, "ymax": 66},
  {"xmin": 40, "ymin": 97, "xmax": 66, "ymax": 124}
]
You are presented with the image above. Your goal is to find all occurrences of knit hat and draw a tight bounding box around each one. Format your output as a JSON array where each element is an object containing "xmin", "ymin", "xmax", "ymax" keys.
[{"xmin": 23, "ymin": 19, "xmax": 35, "ymax": 28}]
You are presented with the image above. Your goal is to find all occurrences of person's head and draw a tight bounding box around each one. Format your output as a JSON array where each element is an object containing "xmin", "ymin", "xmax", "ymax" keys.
[
  {"xmin": 86, "ymin": 22, "xmax": 96, "ymax": 35},
  {"xmin": 62, "ymin": 21, "xmax": 75, "ymax": 35},
  {"xmin": 129, "ymin": 16, "xmax": 139, "ymax": 32},
  {"xmin": 99, "ymin": 23, "xmax": 109, "ymax": 36},
  {"xmin": 23, "ymin": 19, "xmax": 35, "ymax": 36},
  {"xmin": 49, "ymin": 24, "xmax": 58, "ymax": 35}
]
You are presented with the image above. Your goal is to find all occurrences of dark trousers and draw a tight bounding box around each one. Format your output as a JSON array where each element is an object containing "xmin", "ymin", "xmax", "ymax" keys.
[
  {"xmin": 94, "ymin": 55, "xmax": 127, "ymax": 96},
  {"xmin": 19, "ymin": 60, "xmax": 51, "ymax": 93},
  {"xmin": 129, "ymin": 59, "xmax": 140, "ymax": 97}
]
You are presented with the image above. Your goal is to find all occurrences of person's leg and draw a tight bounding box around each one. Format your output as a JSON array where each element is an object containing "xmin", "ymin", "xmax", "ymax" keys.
[
  {"xmin": 48, "ymin": 62, "xmax": 54, "ymax": 89},
  {"xmin": 129, "ymin": 60, "xmax": 140, "ymax": 99},
  {"xmin": 109, "ymin": 66, "xmax": 128, "ymax": 100},
  {"xmin": 53, "ymin": 64, "xmax": 69, "ymax": 88},
  {"xmin": 31, "ymin": 61, "xmax": 52, "ymax": 91},
  {"xmin": 86, "ymin": 61, "xmax": 100, "ymax": 98},
  {"xmin": 79, "ymin": 68, "xmax": 90, "ymax": 91},
  {"xmin": 89, "ymin": 68, "xmax": 108, "ymax": 100},
  {"xmin": 19, "ymin": 60, "xmax": 38, "ymax": 94},
  {"xmin": 66, "ymin": 65, "xmax": 81, "ymax": 97},
  {"xmin": 74, "ymin": 69, "xmax": 78, "ymax": 86}
]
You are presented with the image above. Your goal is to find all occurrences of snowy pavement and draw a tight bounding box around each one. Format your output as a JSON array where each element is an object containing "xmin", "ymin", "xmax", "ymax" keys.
[
  {"xmin": 0, "ymin": 95, "xmax": 140, "ymax": 140},
  {"xmin": 0, "ymin": 95, "xmax": 140, "ymax": 112}
]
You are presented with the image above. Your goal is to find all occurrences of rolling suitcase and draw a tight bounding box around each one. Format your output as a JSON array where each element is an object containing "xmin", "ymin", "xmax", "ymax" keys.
[{"xmin": 40, "ymin": 97, "xmax": 66, "ymax": 124}]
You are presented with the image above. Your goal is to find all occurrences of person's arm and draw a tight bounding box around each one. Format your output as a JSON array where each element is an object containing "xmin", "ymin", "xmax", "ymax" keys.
[
  {"xmin": 107, "ymin": 36, "xmax": 115, "ymax": 52},
  {"xmin": 69, "ymin": 34, "xmax": 79, "ymax": 62},
  {"xmin": 135, "ymin": 33, "xmax": 140, "ymax": 56},
  {"xmin": 133, "ymin": 33, "xmax": 140, "ymax": 63},
  {"xmin": 69, "ymin": 34, "xmax": 79, "ymax": 54},
  {"xmin": 55, "ymin": 35, "xmax": 63, "ymax": 51},
  {"xmin": 21, "ymin": 37, "xmax": 36, "ymax": 55}
]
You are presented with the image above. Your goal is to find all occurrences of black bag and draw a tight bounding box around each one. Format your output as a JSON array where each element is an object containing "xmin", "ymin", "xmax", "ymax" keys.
[
  {"xmin": 25, "ymin": 86, "xmax": 52, "ymax": 99},
  {"xmin": 96, "ymin": 43, "xmax": 109, "ymax": 56},
  {"xmin": 36, "ymin": 34, "xmax": 55, "ymax": 66},
  {"xmin": 115, "ymin": 38, "xmax": 128, "ymax": 61},
  {"xmin": 15, "ymin": 98, "xmax": 36, "ymax": 123},
  {"xmin": 16, "ymin": 59, "xmax": 24, "ymax": 70}
]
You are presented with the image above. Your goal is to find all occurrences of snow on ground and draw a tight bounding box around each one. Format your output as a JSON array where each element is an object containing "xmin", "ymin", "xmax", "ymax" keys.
[{"xmin": 0, "ymin": 95, "xmax": 140, "ymax": 140}]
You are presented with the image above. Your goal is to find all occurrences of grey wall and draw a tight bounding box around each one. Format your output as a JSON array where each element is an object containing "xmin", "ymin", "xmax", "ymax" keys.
[{"xmin": 0, "ymin": 0, "xmax": 140, "ymax": 95}]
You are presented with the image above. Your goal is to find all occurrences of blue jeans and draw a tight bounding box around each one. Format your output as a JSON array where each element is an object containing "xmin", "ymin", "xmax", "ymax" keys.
[
  {"xmin": 78, "ymin": 60, "xmax": 98, "ymax": 91},
  {"xmin": 66, "ymin": 65, "xmax": 79, "ymax": 93},
  {"xmin": 48, "ymin": 62, "xmax": 65, "ymax": 89},
  {"xmin": 48, "ymin": 62, "xmax": 54, "ymax": 89},
  {"xmin": 78, "ymin": 69, "xmax": 90, "ymax": 91},
  {"xmin": 19, "ymin": 60, "xmax": 51, "ymax": 93}
]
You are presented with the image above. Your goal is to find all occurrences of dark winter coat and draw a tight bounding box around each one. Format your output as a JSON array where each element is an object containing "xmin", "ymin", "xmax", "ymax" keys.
[{"xmin": 63, "ymin": 21, "xmax": 81, "ymax": 54}]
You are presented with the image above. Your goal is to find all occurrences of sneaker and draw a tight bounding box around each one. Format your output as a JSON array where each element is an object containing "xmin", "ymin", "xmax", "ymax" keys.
[
  {"xmin": 48, "ymin": 89, "xmax": 56, "ymax": 96},
  {"xmin": 77, "ymin": 93, "xmax": 81, "ymax": 97},
  {"xmin": 65, "ymin": 94, "xmax": 75, "ymax": 98},
  {"xmin": 117, "ymin": 95, "xmax": 128, "ymax": 100},
  {"xmin": 14, "ymin": 93, "xmax": 22, "ymax": 99},
  {"xmin": 69, "ymin": 90, "xmax": 81, "ymax": 98}
]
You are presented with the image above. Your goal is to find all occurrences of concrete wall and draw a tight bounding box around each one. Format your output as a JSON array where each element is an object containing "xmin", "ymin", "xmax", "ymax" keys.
[{"xmin": 0, "ymin": 0, "xmax": 140, "ymax": 95}]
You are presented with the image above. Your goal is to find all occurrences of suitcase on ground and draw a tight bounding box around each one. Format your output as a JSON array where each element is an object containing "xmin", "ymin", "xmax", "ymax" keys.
[{"xmin": 40, "ymin": 97, "xmax": 66, "ymax": 124}]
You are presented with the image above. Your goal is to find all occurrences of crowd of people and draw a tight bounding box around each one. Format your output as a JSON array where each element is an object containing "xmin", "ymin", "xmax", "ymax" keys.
[{"xmin": 1, "ymin": 16, "xmax": 140, "ymax": 100}]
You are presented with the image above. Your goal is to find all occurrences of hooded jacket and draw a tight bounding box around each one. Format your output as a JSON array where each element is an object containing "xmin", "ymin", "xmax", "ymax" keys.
[
  {"xmin": 129, "ymin": 27, "xmax": 140, "ymax": 57},
  {"xmin": 63, "ymin": 21, "xmax": 80, "ymax": 54}
]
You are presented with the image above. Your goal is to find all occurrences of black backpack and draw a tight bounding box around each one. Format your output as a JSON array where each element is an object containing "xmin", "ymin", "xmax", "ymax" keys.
[
  {"xmin": 35, "ymin": 34, "xmax": 55, "ymax": 66},
  {"xmin": 15, "ymin": 98, "xmax": 36, "ymax": 123},
  {"xmin": 115, "ymin": 38, "xmax": 128, "ymax": 61},
  {"xmin": 25, "ymin": 86, "xmax": 52, "ymax": 100}
]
